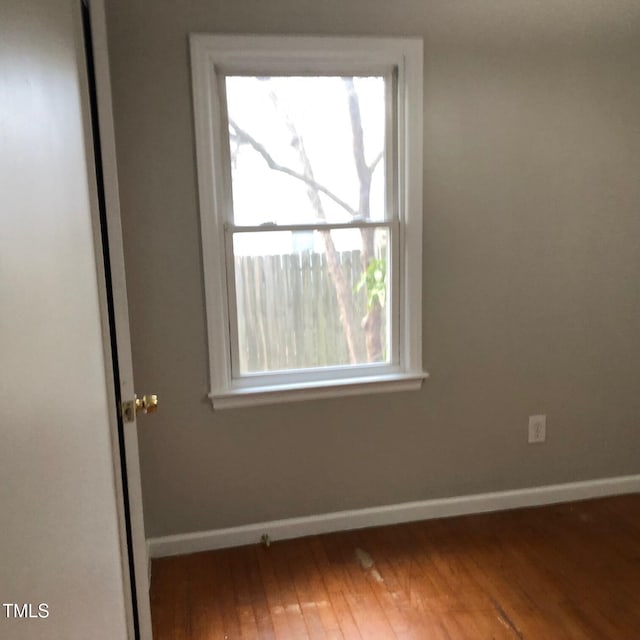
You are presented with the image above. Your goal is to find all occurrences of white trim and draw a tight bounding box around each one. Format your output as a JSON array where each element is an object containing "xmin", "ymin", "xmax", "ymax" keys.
[
  {"xmin": 190, "ymin": 34, "xmax": 425, "ymax": 405},
  {"xmin": 148, "ymin": 474, "xmax": 640, "ymax": 558},
  {"xmin": 211, "ymin": 371, "xmax": 427, "ymax": 409},
  {"xmin": 400, "ymin": 39, "xmax": 423, "ymax": 375},
  {"xmin": 191, "ymin": 34, "xmax": 235, "ymax": 391},
  {"xmin": 190, "ymin": 33, "xmax": 421, "ymax": 75}
]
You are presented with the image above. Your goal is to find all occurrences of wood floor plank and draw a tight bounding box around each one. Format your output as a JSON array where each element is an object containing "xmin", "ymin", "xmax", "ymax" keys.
[
  {"xmin": 264, "ymin": 541, "xmax": 310, "ymax": 639},
  {"xmin": 286, "ymin": 538, "xmax": 331, "ymax": 636},
  {"xmin": 150, "ymin": 556, "xmax": 191, "ymax": 640},
  {"xmin": 326, "ymin": 589, "xmax": 363, "ymax": 640},
  {"xmin": 298, "ymin": 538, "xmax": 344, "ymax": 637},
  {"xmin": 331, "ymin": 530, "xmax": 398, "ymax": 638},
  {"xmin": 244, "ymin": 548, "xmax": 277, "ymax": 640},
  {"xmin": 255, "ymin": 545, "xmax": 295, "ymax": 639},
  {"xmin": 217, "ymin": 551, "xmax": 244, "ymax": 639},
  {"xmin": 151, "ymin": 494, "xmax": 640, "ymax": 639},
  {"xmin": 187, "ymin": 552, "xmax": 227, "ymax": 640}
]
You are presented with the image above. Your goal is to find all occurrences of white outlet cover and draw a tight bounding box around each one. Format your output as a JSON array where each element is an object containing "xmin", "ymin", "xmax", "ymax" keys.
[{"xmin": 528, "ymin": 414, "xmax": 546, "ymax": 443}]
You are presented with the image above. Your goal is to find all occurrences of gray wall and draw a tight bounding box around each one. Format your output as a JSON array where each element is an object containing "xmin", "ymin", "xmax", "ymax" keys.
[{"xmin": 105, "ymin": 0, "xmax": 640, "ymax": 538}]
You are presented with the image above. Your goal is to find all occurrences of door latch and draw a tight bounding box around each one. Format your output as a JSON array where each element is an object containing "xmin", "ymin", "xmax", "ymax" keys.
[{"xmin": 121, "ymin": 394, "xmax": 158, "ymax": 423}]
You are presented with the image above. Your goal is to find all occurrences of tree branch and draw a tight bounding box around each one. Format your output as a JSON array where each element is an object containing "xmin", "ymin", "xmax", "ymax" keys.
[
  {"xmin": 344, "ymin": 77, "xmax": 369, "ymax": 186},
  {"xmin": 369, "ymin": 150, "xmax": 384, "ymax": 172},
  {"xmin": 229, "ymin": 120, "xmax": 359, "ymax": 219}
]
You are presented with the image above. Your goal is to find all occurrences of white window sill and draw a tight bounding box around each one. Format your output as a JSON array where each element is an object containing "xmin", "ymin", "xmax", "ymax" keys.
[{"xmin": 209, "ymin": 371, "xmax": 429, "ymax": 409}]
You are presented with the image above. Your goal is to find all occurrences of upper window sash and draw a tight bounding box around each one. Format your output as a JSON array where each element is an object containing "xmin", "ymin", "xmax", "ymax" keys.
[
  {"xmin": 191, "ymin": 33, "xmax": 422, "ymax": 225},
  {"xmin": 219, "ymin": 72, "xmax": 396, "ymax": 226}
]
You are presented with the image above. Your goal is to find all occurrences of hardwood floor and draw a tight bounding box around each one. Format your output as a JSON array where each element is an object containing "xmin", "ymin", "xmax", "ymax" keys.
[{"xmin": 150, "ymin": 495, "xmax": 640, "ymax": 639}]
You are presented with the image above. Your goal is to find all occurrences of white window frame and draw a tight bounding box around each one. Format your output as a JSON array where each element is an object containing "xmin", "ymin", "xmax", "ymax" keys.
[{"xmin": 190, "ymin": 34, "xmax": 426, "ymax": 409}]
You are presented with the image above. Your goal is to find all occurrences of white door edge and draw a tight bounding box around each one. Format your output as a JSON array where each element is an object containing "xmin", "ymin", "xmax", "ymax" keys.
[{"xmin": 85, "ymin": 1, "xmax": 153, "ymax": 638}]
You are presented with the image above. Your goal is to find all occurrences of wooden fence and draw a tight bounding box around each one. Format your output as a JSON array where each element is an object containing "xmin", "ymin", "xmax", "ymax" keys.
[{"xmin": 234, "ymin": 249, "xmax": 379, "ymax": 373}]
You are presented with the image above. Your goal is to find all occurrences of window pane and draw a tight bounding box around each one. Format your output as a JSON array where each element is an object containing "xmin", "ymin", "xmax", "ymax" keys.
[
  {"xmin": 232, "ymin": 227, "xmax": 390, "ymax": 374},
  {"xmin": 225, "ymin": 76, "xmax": 387, "ymax": 226}
]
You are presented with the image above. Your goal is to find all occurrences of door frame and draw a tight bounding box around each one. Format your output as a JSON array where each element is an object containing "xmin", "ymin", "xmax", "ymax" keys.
[{"xmin": 82, "ymin": 1, "xmax": 153, "ymax": 638}]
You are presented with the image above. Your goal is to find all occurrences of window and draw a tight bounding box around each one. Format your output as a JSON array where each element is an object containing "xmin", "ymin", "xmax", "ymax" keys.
[{"xmin": 190, "ymin": 35, "xmax": 426, "ymax": 408}]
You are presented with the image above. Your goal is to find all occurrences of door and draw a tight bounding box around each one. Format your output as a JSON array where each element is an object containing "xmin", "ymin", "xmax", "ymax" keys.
[
  {"xmin": 0, "ymin": 1, "xmax": 151, "ymax": 638},
  {"xmin": 83, "ymin": 1, "xmax": 153, "ymax": 638}
]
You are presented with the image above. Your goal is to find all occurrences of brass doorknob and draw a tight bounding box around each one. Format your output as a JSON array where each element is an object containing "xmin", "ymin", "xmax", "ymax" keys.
[{"xmin": 135, "ymin": 394, "xmax": 158, "ymax": 415}]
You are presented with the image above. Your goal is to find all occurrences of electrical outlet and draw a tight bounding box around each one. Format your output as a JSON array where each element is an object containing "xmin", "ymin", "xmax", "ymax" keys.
[{"xmin": 528, "ymin": 414, "xmax": 546, "ymax": 443}]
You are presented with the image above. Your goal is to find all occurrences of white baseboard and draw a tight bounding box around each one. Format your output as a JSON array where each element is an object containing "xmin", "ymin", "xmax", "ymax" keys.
[{"xmin": 147, "ymin": 474, "xmax": 640, "ymax": 559}]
